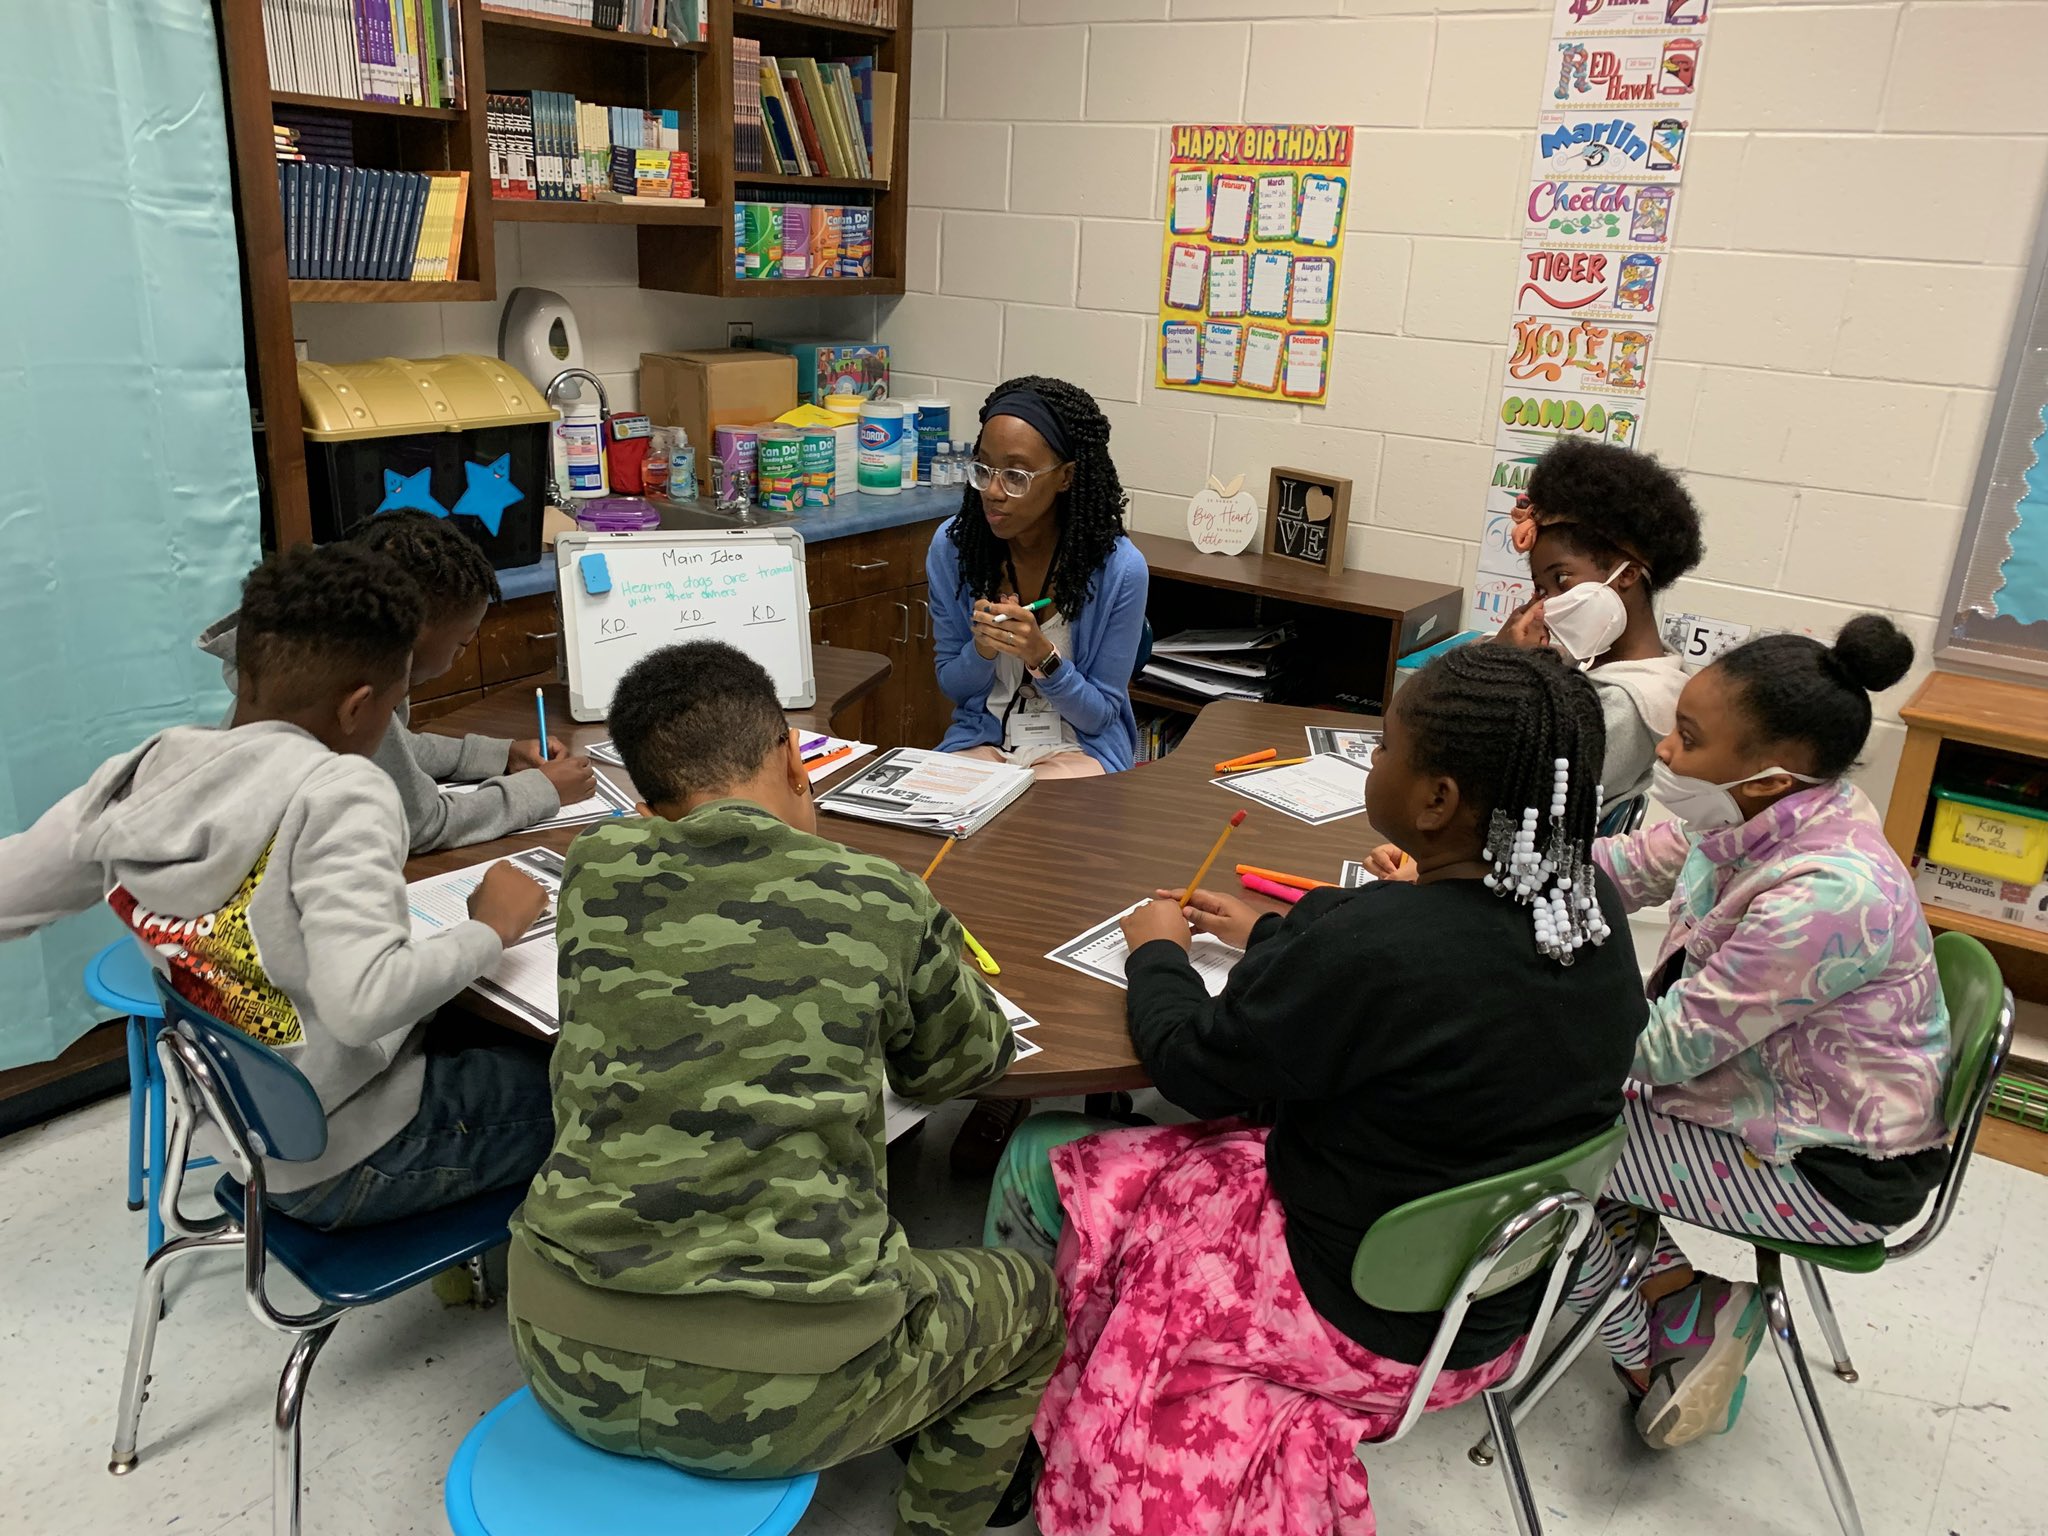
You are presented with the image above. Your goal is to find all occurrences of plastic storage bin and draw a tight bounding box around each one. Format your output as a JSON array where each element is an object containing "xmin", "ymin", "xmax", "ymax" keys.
[
  {"xmin": 298, "ymin": 355, "xmax": 557, "ymax": 570},
  {"xmin": 1929, "ymin": 788, "xmax": 2048, "ymax": 885}
]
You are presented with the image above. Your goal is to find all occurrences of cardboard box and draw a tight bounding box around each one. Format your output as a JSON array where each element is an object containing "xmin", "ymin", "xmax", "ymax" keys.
[
  {"xmin": 639, "ymin": 350, "xmax": 799, "ymax": 496},
  {"xmin": 1914, "ymin": 859, "xmax": 2048, "ymax": 934},
  {"xmin": 754, "ymin": 338, "xmax": 888, "ymax": 404}
]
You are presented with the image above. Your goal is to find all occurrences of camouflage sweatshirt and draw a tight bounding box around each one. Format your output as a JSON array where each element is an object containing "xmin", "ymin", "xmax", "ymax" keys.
[{"xmin": 510, "ymin": 800, "xmax": 1012, "ymax": 1370}]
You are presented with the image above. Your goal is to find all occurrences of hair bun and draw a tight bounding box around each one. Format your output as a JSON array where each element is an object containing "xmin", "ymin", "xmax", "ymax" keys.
[{"xmin": 1829, "ymin": 614, "xmax": 1914, "ymax": 694}]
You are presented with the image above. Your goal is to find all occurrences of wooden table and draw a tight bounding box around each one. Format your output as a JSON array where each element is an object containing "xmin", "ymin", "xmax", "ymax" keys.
[{"xmin": 412, "ymin": 667, "xmax": 1389, "ymax": 1098}]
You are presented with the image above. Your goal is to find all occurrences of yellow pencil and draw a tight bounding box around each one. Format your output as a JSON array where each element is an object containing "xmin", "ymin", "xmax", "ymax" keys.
[
  {"xmin": 961, "ymin": 925, "xmax": 1001, "ymax": 975},
  {"xmin": 922, "ymin": 838, "xmax": 956, "ymax": 883},
  {"xmin": 1181, "ymin": 810, "xmax": 1248, "ymax": 909}
]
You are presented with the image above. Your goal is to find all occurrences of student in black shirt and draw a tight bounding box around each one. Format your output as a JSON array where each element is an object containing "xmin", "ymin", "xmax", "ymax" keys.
[{"xmin": 986, "ymin": 644, "xmax": 1646, "ymax": 1536}]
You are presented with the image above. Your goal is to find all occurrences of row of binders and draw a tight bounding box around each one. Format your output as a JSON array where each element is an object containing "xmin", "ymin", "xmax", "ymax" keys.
[
  {"xmin": 732, "ymin": 40, "xmax": 894, "ymax": 182},
  {"xmin": 278, "ymin": 164, "xmax": 470, "ymax": 283},
  {"xmin": 486, "ymin": 92, "xmax": 698, "ymax": 204},
  {"xmin": 262, "ymin": 0, "xmax": 462, "ymax": 107},
  {"xmin": 480, "ymin": 0, "xmax": 705, "ymax": 38},
  {"xmin": 1139, "ymin": 625, "xmax": 1293, "ymax": 705}
]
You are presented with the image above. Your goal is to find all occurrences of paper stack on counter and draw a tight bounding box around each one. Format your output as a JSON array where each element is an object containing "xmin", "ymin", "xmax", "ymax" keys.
[{"xmin": 817, "ymin": 747, "xmax": 1034, "ymax": 838}]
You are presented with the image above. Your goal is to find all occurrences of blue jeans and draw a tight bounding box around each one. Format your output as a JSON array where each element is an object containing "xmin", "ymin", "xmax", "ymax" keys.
[{"xmin": 269, "ymin": 1028, "xmax": 554, "ymax": 1232}]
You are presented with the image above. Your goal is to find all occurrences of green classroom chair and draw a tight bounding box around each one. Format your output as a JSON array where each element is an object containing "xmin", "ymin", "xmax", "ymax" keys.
[
  {"xmin": 1352, "ymin": 1122, "xmax": 1628, "ymax": 1536},
  {"xmin": 1469, "ymin": 931, "xmax": 2016, "ymax": 1536}
]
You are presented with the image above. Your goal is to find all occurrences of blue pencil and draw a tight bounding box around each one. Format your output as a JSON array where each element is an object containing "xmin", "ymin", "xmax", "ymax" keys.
[{"xmin": 535, "ymin": 688, "xmax": 550, "ymax": 761}]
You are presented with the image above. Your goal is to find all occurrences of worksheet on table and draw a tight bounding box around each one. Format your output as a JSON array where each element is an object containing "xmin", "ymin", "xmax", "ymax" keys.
[
  {"xmin": 1047, "ymin": 902, "xmax": 1243, "ymax": 997},
  {"xmin": 447, "ymin": 772, "xmax": 632, "ymax": 830},
  {"xmin": 1213, "ymin": 753, "xmax": 1370, "ymax": 826},
  {"xmin": 406, "ymin": 848, "xmax": 565, "ymax": 1034}
]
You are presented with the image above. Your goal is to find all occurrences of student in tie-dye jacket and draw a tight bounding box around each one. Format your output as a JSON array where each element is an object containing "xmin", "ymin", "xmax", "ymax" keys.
[{"xmin": 1573, "ymin": 613, "xmax": 1951, "ymax": 1451}]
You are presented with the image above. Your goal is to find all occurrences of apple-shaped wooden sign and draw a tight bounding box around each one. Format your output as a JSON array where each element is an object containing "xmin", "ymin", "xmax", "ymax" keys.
[{"xmin": 1187, "ymin": 474, "xmax": 1260, "ymax": 555}]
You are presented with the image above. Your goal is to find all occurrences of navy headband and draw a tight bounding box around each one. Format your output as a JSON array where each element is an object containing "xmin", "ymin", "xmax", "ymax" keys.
[{"xmin": 978, "ymin": 387, "xmax": 1071, "ymax": 463}]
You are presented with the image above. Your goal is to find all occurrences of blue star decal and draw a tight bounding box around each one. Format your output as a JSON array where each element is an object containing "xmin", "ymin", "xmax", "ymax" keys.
[
  {"xmin": 450, "ymin": 453, "xmax": 523, "ymax": 537},
  {"xmin": 375, "ymin": 467, "xmax": 447, "ymax": 518}
]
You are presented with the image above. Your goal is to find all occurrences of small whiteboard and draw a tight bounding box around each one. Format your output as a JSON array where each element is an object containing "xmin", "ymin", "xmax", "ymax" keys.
[{"xmin": 556, "ymin": 528, "xmax": 815, "ymax": 720}]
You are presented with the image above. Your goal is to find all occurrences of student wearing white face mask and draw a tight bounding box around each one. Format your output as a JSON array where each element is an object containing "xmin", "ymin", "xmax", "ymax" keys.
[
  {"xmin": 1563, "ymin": 614, "xmax": 1948, "ymax": 1451},
  {"xmin": 1494, "ymin": 440, "xmax": 1704, "ymax": 812}
]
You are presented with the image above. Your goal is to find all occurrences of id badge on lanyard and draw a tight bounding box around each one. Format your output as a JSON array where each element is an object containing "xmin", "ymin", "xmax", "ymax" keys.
[{"xmin": 1007, "ymin": 693, "xmax": 1065, "ymax": 752}]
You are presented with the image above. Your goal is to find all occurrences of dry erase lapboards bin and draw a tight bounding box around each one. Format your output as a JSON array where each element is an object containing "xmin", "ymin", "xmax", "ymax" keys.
[
  {"xmin": 556, "ymin": 528, "xmax": 816, "ymax": 721},
  {"xmin": 298, "ymin": 354, "xmax": 555, "ymax": 571}
]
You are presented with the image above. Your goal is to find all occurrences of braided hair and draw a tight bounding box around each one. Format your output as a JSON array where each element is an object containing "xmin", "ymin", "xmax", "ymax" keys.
[
  {"xmin": 352, "ymin": 510, "xmax": 502, "ymax": 607},
  {"xmin": 1397, "ymin": 644, "xmax": 1612, "ymax": 964},
  {"xmin": 945, "ymin": 375, "xmax": 1129, "ymax": 620}
]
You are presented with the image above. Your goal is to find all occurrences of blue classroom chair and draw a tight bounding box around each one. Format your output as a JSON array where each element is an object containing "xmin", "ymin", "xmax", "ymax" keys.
[
  {"xmin": 84, "ymin": 938, "xmax": 219, "ymax": 1256},
  {"xmin": 108, "ymin": 977, "xmax": 523, "ymax": 1536},
  {"xmin": 446, "ymin": 1388, "xmax": 818, "ymax": 1536}
]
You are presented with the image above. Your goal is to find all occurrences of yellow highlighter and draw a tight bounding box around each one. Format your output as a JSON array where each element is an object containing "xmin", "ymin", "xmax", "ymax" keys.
[{"xmin": 960, "ymin": 925, "xmax": 1001, "ymax": 976}]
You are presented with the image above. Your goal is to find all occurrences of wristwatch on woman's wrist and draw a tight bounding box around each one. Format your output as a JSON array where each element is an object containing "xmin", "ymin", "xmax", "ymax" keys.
[{"xmin": 1031, "ymin": 646, "xmax": 1064, "ymax": 679}]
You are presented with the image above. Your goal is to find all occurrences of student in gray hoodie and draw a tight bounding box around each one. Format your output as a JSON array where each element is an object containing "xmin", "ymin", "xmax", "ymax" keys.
[
  {"xmin": 3, "ymin": 543, "xmax": 556, "ymax": 1230},
  {"xmin": 198, "ymin": 511, "xmax": 596, "ymax": 854}
]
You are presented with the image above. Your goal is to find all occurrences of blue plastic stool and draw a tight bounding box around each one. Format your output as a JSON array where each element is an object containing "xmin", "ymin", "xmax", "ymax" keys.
[
  {"xmin": 446, "ymin": 1388, "xmax": 819, "ymax": 1536},
  {"xmin": 85, "ymin": 940, "xmax": 213, "ymax": 1256}
]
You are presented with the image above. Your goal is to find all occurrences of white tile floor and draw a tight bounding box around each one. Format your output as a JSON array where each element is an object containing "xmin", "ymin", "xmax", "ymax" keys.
[{"xmin": 3, "ymin": 1088, "xmax": 2046, "ymax": 1536}]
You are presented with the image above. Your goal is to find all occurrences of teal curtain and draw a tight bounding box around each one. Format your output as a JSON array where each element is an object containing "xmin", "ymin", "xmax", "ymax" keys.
[{"xmin": 0, "ymin": 1, "xmax": 261, "ymax": 1069}]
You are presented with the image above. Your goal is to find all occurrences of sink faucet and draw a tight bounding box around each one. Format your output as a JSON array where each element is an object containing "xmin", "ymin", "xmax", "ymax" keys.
[{"xmin": 543, "ymin": 368, "xmax": 611, "ymax": 507}]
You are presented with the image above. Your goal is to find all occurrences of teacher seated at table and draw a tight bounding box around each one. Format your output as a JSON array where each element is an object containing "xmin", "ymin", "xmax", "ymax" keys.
[{"xmin": 926, "ymin": 375, "xmax": 1150, "ymax": 779}]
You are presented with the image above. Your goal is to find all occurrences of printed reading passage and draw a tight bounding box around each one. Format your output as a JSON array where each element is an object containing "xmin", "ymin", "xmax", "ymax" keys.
[
  {"xmin": 1214, "ymin": 752, "xmax": 1369, "ymax": 825},
  {"xmin": 1255, "ymin": 174, "xmax": 1296, "ymax": 240},
  {"xmin": 1156, "ymin": 123, "xmax": 1352, "ymax": 405},
  {"xmin": 1049, "ymin": 901, "xmax": 1244, "ymax": 997},
  {"xmin": 1208, "ymin": 251, "xmax": 1248, "ymax": 317},
  {"xmin": 1210, "ymin": 175, "xmax": 1254, "ymax": 244},
  {"xmin": 1240, "ymin": 327, "xmax": 1284, "ymax": 393}
]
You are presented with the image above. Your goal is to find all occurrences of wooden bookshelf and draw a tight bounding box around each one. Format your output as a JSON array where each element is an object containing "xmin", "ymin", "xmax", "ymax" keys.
[
  {"xmin": 216, "ymin": 0, "xmax": 911, "ymax": 546},
  {"xmin": 481, "ymin": 11, "xmax": 709, "ymax": 50}
]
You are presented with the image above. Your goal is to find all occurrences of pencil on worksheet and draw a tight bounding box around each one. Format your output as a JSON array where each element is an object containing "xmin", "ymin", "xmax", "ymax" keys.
[{"xmin": 1181, "ymin": 810, "xmax": 1247, "ymax": 909}]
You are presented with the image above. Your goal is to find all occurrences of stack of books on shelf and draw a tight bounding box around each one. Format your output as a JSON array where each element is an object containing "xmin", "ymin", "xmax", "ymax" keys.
[
  {"xmin": 481, "ymin": 0, "xmax": 706, "ymax": 40},
  {"xmin": 734, "ymin": 199, "xmax": 872, "ymax": 280},
  {"xmin": 1133, "ymin": 712, "xmax": 1190, "ymax": 765},
  {"xmin": 736, "ymin": 0, "xmax": 898, "ymax": 24},
  {"xmin": 735, "ymin": 47, "xmax": 895, "ymax": 184},
  {"xmin": 278, "ymin": 158, "xmax": 470, "ymax": 282},
  {"xmin": 1139, "ymin": 626, "xmax": 1293, "ymax": 705},
  {"xmin": 488, "ymin": 92, "xmax": 700, "ymax": 204},
  {"xmin": 263, "ymin": 0, "xmax": 462, "ymax": 107}
]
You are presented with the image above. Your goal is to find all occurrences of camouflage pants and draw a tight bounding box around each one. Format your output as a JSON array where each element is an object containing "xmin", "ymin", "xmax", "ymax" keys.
[{"xmin": 512, "ymin": 1245, "xmax": 1062, "ymax": 1536}]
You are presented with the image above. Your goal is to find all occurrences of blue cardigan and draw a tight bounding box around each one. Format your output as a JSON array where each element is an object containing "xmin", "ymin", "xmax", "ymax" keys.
[{"xmin": 925, "ymin": 519, "xmax": 1150, "ymax": 773}]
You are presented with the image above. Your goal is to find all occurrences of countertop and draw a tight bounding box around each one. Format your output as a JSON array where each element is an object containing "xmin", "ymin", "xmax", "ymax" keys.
[{"xmin": 498, "ymin": 483, "xmax": 962, "ymax": 601}]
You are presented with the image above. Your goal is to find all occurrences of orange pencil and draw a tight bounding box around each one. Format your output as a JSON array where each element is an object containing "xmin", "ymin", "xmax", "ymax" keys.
[
  {"xmin": 808, "ymin": 744, "xmax": 855, "ymax": 774},
  {"xmin": 921, "ymin": 838, "xmax": 956, "ymax": 883},
  {"xmin": 1234, "ymin": 864, "xmax": 1334, "ymax": 891},
  {"xmin": 1214, "ymin": 747, "xmax": 1276, "ymax": 773},
  {"xmin": 1181, "ymin": 809, "xmax": 1248, "ymax": 909},
  {"xmin": 1222, "ymin": 755, "xmax": 1307, "ymax": 773}
]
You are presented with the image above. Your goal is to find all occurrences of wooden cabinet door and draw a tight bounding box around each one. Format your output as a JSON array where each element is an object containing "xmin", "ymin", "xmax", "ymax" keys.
[
  {"xmin": 811, "ymin": 592, "xmax": 903, "ymax": 746},
  {"xmin": 902, "ymin": 583, "xmax": 954, "ymax": 750}
]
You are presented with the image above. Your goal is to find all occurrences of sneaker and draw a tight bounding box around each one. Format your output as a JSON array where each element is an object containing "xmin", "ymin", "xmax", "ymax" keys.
[{"xmin": 1634, "ymin": 1275, "xmax": 1765, "ymax": 1450}]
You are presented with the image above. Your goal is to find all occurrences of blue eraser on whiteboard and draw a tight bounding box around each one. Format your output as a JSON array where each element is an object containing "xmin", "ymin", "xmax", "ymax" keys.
[{"xmin": 579, "ymin": 553, "xmax": 611, "ymax": 594}]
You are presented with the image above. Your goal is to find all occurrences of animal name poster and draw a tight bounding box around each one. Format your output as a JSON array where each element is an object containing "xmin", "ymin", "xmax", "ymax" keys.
[
  {"xmin": 1471, "ymin": 0, "xmax": 1713, "ymax": 635},
  {"xmin": 1157, "ymin": 125, "xmax": 1353, "ymax": 404}
]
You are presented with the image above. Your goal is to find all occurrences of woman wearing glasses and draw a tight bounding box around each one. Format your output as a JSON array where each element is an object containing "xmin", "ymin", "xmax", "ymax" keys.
[{"xmin": 926, "ymin": 376, "xmax": 1150, "ymax": 780}]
